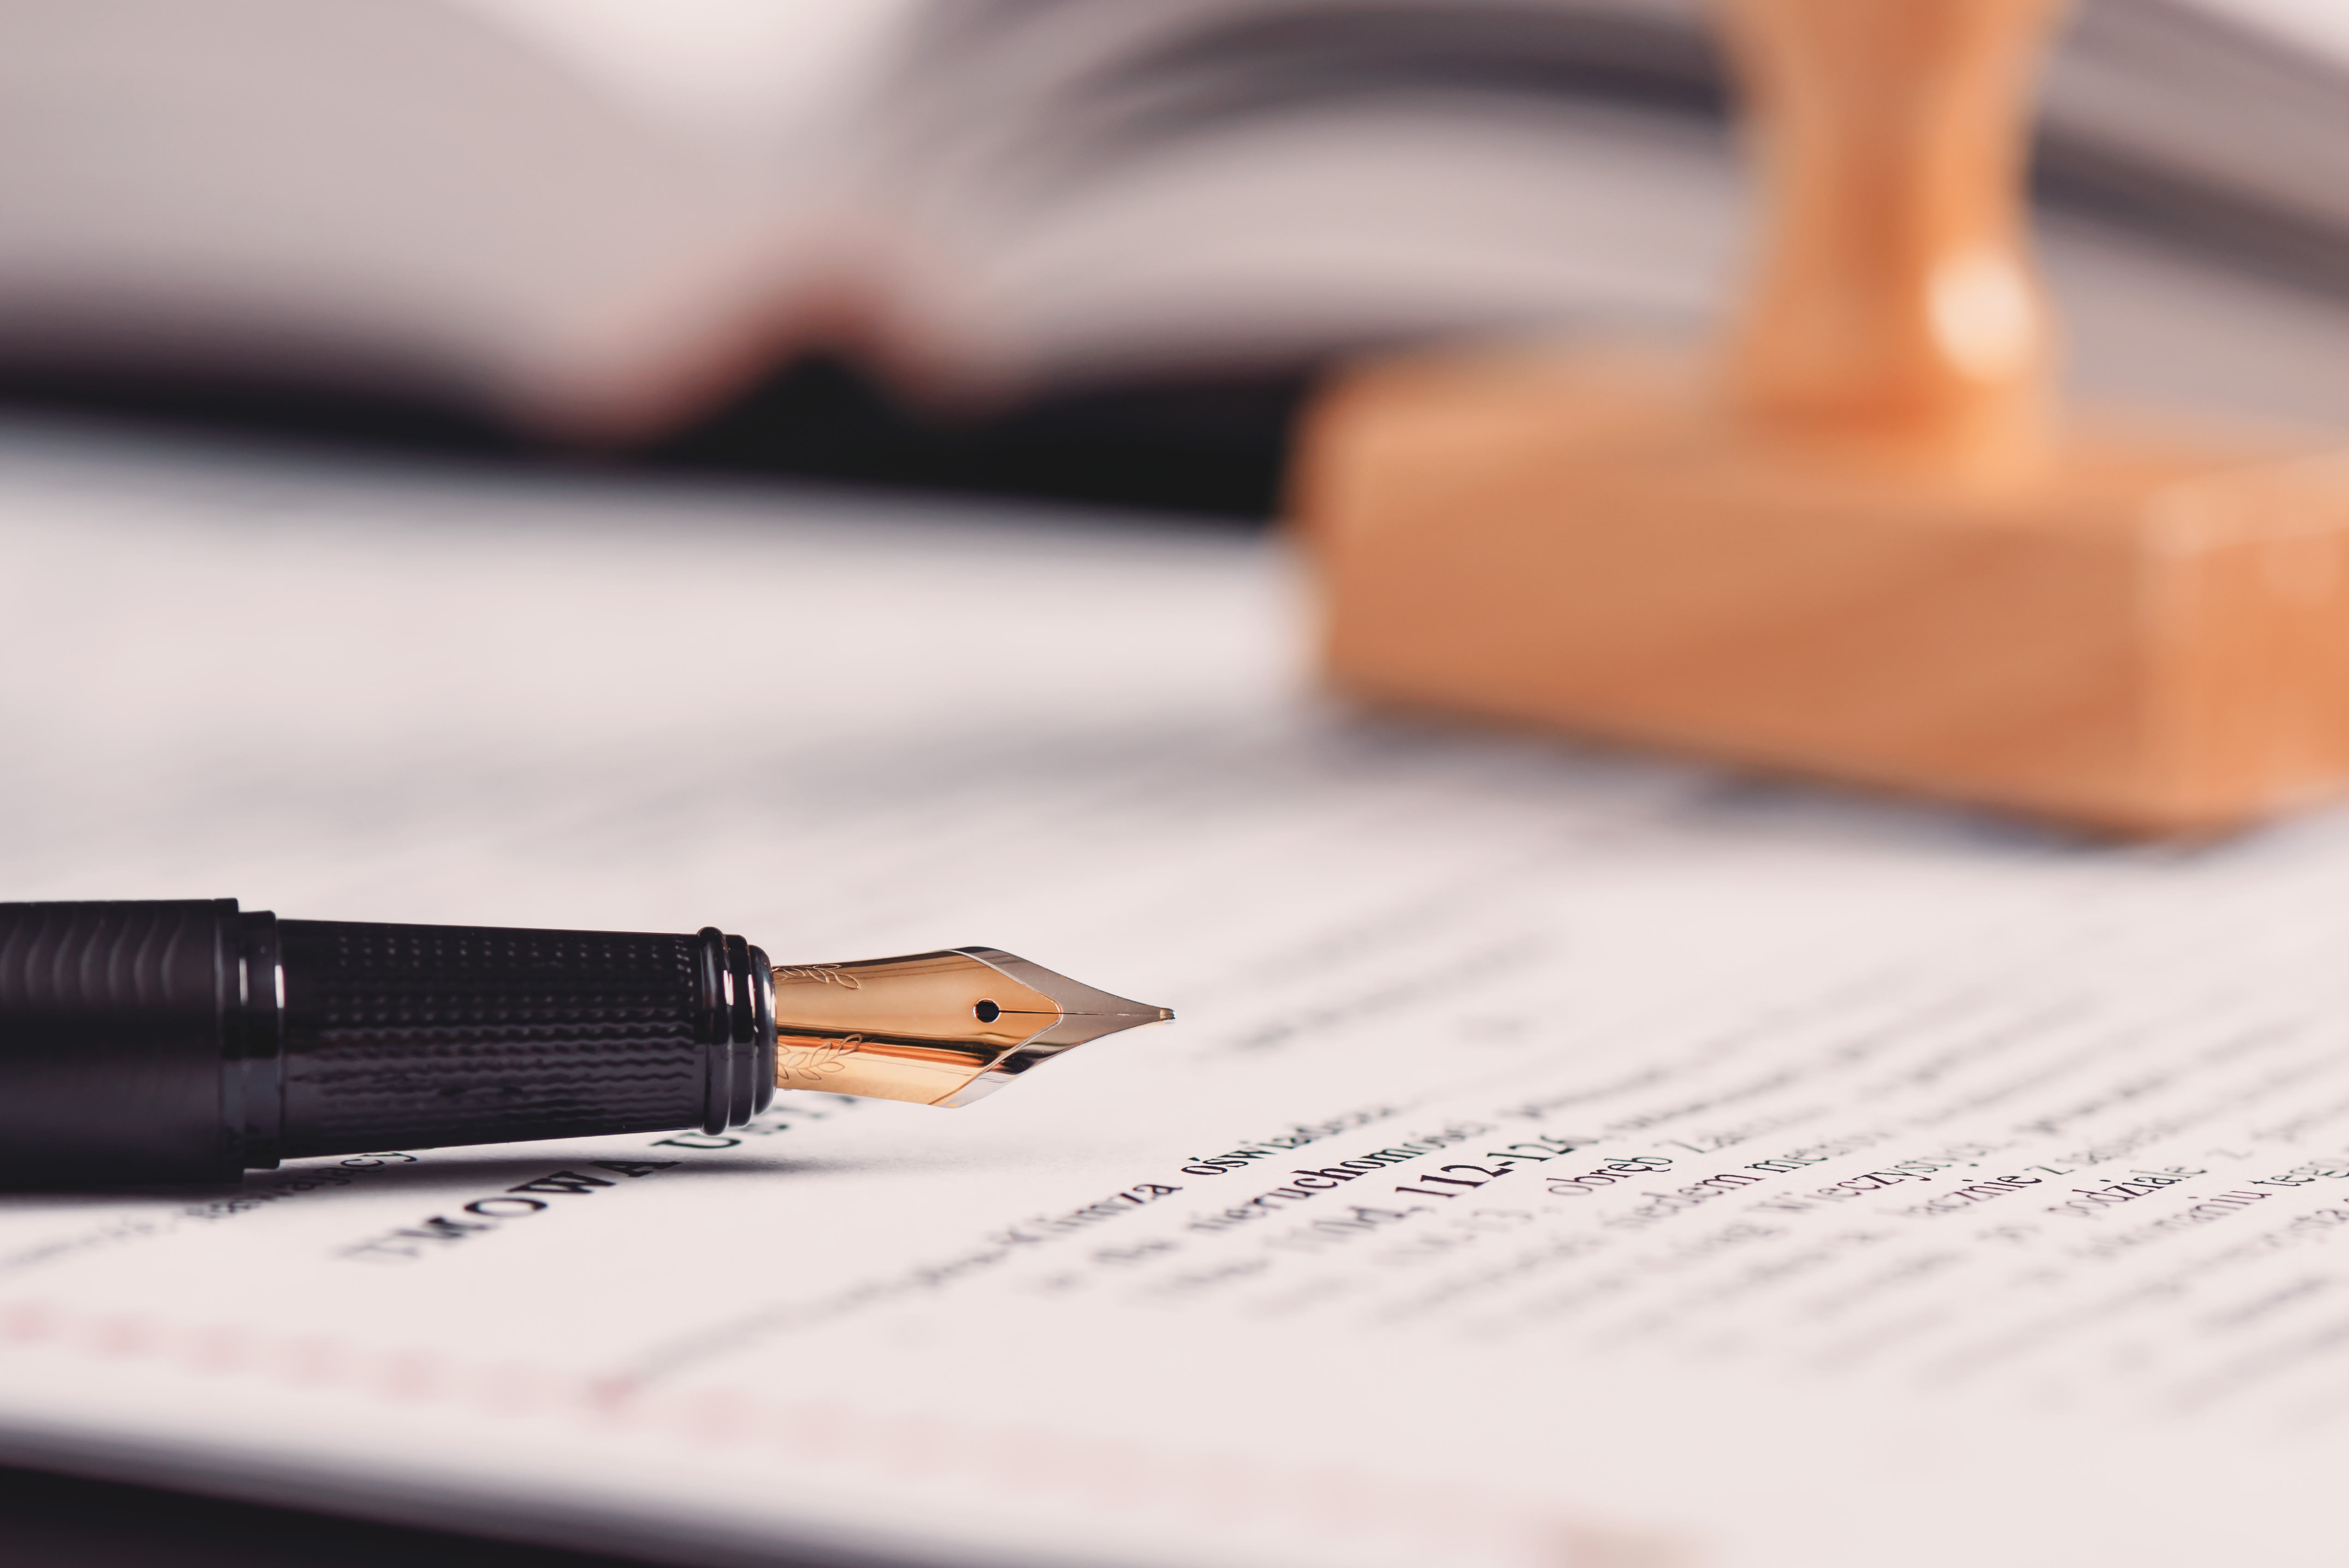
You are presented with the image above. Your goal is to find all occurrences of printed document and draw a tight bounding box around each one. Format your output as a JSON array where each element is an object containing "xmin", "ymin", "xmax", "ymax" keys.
[{"xmin": 3, "ymin": 421, "xmax": 2349, "ymax": 1566}]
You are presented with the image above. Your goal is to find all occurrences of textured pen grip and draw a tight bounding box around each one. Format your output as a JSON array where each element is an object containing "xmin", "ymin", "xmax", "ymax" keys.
[{"xmin": 276, "ymin": 920, "xmax": 761, "ymax": 1157}]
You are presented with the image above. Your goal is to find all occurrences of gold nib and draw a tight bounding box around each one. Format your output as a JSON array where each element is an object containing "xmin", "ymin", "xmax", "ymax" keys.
[{"xmin": 767, "ymin": 948, "xmax": 1173, "ymax": 1107}]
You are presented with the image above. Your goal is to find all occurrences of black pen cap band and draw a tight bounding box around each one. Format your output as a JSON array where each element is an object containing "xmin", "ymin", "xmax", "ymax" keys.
[{"xmin": 0, "ymin": 900, "xmax": 775, "ymax": 1184}]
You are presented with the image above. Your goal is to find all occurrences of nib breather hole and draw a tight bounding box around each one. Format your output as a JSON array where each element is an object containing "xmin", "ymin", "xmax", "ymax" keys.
[{"xmin": 974, "ymin": 1000, "xmax": 1002, "ymax": 1023}]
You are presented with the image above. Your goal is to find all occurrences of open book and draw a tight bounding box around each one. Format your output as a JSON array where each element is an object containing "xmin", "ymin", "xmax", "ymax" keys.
[
  {"xmin": 6, "ymin": 397, "xmax": 2349, "ymax": 1566},
  {"xmin": 8, "ymin": 0, "xmax": 2349, "ymax": 454}
]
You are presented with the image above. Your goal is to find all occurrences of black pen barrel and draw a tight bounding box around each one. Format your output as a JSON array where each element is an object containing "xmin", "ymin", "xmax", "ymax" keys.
[{"xmin": 0, "ymin": 899, "xmax": 774, "ymax": 1184}]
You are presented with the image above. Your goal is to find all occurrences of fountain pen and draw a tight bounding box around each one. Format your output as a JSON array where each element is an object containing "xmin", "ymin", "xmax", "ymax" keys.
[{"xmin": 0, "ymin": 899, "xmax": 1172, "ymax": 1184}]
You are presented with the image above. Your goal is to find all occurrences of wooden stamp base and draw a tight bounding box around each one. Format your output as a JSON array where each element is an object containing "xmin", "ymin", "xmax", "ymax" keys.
[{"xmin": 1299, "ymin": 348, "xmax": 2349, "ymax": 835}]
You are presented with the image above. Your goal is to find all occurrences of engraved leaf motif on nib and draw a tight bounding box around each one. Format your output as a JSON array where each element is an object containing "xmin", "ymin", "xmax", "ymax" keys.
[{"xmin": 775, "ymin": 1034, "xmax": 860, "ymax": 1083}]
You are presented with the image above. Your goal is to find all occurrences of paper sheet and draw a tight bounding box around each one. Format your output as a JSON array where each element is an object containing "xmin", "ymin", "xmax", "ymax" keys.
[{"xmin": 5, "ymin": 418, "xmax": 2349, "ymax": 1567}]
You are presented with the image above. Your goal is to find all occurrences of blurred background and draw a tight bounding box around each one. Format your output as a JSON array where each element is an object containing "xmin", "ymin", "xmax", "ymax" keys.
[
  {"xmin": 7, "ymin": 0, "xmax": 2349, "ymax": 516},
  {"xmin": 9, "ymin": 2, "xmax": 2349, "ymax": 1563}
]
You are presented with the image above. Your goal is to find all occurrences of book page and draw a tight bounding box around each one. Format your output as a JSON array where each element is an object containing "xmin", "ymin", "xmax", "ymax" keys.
[{"xmin": 2, "ymin": 419, "xmax": 2348, "ymax": 1567}]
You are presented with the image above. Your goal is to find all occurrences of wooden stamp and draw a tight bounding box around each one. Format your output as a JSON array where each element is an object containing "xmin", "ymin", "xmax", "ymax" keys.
[{"xmin": 1297, "ymin": 0, "xmax": 2349, "ymax": 835}]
